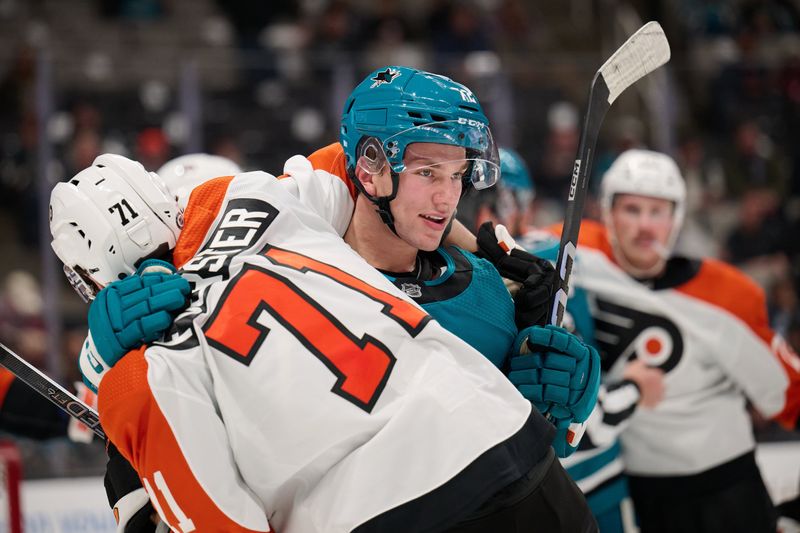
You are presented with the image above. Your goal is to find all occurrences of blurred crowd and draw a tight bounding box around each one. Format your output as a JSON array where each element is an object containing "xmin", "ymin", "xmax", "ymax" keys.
[{"xmin": 1, "ymin": 0, "xmax": 800, "ymax": 473}]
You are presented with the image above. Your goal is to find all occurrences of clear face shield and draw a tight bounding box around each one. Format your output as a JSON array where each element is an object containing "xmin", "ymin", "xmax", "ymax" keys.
[
  {"xmin": 63, "ymin": 264, "xmax": 103, "ymax": 303},
  {"xmin": 356, "ymin": 120, "xmax": 501, "ymax": 191}
]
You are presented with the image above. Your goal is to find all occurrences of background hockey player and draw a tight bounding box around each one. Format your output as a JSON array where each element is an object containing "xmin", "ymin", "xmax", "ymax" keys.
[
  {"xmin": 482, "ymin": 146, "xmax": 666, "ymax": 532},
  {"xmin": 0, "ymin": 367, "xmax": 69, "ymax": 439},
  {"xmin": 547, "ymin": 148, "xmax": 800, "ymax": 533},
  {"xmin": 156, "ymin": 153, "xmax": 243, "ymax": 210}
]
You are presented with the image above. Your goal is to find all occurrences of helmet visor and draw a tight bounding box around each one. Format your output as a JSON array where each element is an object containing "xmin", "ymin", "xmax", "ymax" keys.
[
  {"xmin": 379, "ymin": 120, "xmax": 500, "ymax": 190},
  {"xmin": 63, "ymin": 264, "xmax": 103, "ymax": 303}
]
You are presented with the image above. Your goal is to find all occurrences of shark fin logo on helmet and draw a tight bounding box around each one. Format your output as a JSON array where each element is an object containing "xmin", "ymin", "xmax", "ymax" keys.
[{"xmin": 370, "ymin": 68, "xmax": 401, "ymax": 88}]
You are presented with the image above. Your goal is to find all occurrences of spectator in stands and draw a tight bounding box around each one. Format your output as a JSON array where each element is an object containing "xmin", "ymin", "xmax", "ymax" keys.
[
  {"xmin": 721, "ymin": 119, "xmax": 788, "ymax": 199},
  {"xmin": 427, "ymin": 1, "xmax": 493, "ymax": 71},
  {"xmin": 533, "ymin": 101, "xmax": 580, "ymax": 209},
  {"xmin": 2, "ymin": 112, "xmax": 39, "ymax": 247},
  {"xmin": 769, "ymin": 275, "xmax": 800, "ymax": 339},
  {"xmin": 135, "ymin": 127, "xmax": 170, "ymax": 171},
  {"xmin": 724, "ymin": 187, "xmax": 790, "ymax": 291}
]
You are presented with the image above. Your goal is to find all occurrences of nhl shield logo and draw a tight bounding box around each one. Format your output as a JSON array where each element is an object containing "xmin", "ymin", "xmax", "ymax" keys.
[{"xmin": 400, "ymin": 282, "xmax": 422, "ymax": 298}]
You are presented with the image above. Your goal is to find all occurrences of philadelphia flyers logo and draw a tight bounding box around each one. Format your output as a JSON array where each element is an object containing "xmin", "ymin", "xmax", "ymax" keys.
[{"xmin": 593, "ymin": 298, "xmax": 684, "ymax": 373}]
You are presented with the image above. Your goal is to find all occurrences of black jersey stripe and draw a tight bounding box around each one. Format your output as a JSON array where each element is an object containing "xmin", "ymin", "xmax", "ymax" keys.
[{"xmin": 353, "ymin": 408, "xmax": 555, "ymax": 533}]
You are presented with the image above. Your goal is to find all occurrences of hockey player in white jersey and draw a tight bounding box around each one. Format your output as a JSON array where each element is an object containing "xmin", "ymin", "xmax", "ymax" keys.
[
  {"xmin": 49, "ymin": 152, "xmax": 238, "ymax": 532},
  {"xmin": 483, "ymin": 147, "xmax": 666, "ymax": 532},
  {"xmin": 50, "ymin": 152, "xmax": 240, "ymax": 305},
  {"xmin": 79, "ymin": 169, "xmax": 591, "ymax": 532},
  {"xmin": 157, "ymin": 153, "xmax": 242, "ymax": 209},
  {"xmin": 545, "ymin": 149, "xmax": 800, "ymax": 532},
  {"xmin": 50, "ymin": 69, "xmax": 600, "ymax": 531}
]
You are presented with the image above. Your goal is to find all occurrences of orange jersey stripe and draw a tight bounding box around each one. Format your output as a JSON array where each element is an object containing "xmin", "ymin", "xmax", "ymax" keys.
[
  {"xmin": 676, "ymin": 260, "xmax": 800, "ymax": 429},
  {"xmin": 546, "ymin": 219, "xmax": 615, "ymax": 260},
  {"xmin": 675, "ymin": 259, "xmax": 772, "ymax": 343},
  {"xmin": 305, "ymin": 143, "xmax": 357, "ymax": 201},
  {"xmin": 173, "ymin": 176, "xmax": 235, "ymax": 269},
  {"xmin": 99, "ymin": 348, "xmax": 269, "ymax": 532},
  {"xmin": 769, "ymin": 334, "xmax": 800, "ymax": 428}
]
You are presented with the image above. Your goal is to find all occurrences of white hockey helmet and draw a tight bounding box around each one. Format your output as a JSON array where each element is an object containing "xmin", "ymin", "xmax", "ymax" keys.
[
  {"xmin": 601, "ymin": 148, "xmax": 686, "ymax": 228},
  {"xmin": 50, "ymin": 153, "xmax": 183, "ymax": 302},
  {"xmin": 157, "ymin": 153, "xmax": 241, "ymax": 209},
  {"xmin": 600, "ymin": 149, "xmax": 687, "ymax": 274}
]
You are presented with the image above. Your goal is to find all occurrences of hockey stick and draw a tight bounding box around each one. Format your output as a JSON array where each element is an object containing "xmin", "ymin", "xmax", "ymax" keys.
[
  {"xmin": 551, "ymin": 21, "xmax": 671, "ymax": 327},
  {"xmin": 0, "ymin": 342, "xmax": 106, "ymax": 440}
]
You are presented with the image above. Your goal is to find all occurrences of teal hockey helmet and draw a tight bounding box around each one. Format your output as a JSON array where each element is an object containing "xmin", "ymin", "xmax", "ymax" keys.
[
  {"xmin": 499, "ymin": 147, "xmax": 534, "ymax": 193},
  {"xmin": 340, "ymin": 66, "xmax": 500, "ymax": 196},
  {"xmin": 495, "ymin": 148, "xmax": 535, "ymax": 235}
]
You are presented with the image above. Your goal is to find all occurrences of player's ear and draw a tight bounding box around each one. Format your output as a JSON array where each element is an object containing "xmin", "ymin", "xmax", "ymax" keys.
[{"xmin": 354, "ymin": 157, "xmax": 382, "ymax": 196}]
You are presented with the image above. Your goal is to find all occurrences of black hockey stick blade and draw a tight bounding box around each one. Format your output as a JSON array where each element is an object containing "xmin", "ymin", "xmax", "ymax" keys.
[
  {"xmin": 550, "ymin": 21, "xmax": 670, "ymax": 326},
  {"xmin": 0, "ymin": 341, "xmax": 106, "ymax": 440}
]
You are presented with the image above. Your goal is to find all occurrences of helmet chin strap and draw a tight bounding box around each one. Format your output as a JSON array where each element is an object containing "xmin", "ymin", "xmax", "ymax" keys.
[
  {"xmin": 373, "ymin": 195, "xmax": 399, "ymax": 236},
  {"xmin": 355, "ymin": 169, "xmax": 401, "ymax": 236}
]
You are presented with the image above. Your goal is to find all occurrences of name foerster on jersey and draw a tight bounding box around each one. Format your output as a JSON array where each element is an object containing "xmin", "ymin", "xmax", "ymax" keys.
[
  {"xmin": 593, "ymin": 298, "xmax": 684, "ymax": 374},
  {"xmin": 182, "ymin": 198, "xmax": 278, "ymax": 280}
]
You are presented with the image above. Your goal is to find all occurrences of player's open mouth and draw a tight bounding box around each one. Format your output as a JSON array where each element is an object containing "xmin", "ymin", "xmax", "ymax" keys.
[{"xmin": 420, "ymin": 214, "xmax": 447, "ymax": 224}]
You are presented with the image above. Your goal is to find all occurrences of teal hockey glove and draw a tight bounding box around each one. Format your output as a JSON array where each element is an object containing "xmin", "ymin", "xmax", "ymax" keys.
[
  {"xmin": 81, "ymin": 259, "xmax": 190, "ymax": 392},
  {"xmin": 551, "ymin": 418, "xmax": 589, "ymax": 458},
  {"xmin": 508, "ymin": 325, "xmax": 601, "ymax": 429}
]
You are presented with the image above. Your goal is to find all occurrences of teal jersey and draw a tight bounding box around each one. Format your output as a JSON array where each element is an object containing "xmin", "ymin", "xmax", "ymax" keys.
[{"xmin": 382, "ymin": 246, "xmax": 517, "ymax": 369}]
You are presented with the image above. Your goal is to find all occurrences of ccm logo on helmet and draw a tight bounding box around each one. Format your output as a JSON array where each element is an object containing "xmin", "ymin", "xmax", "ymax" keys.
[{"xmin": 456, "ymin": 117, "xmax": 485, "ymax": 129}]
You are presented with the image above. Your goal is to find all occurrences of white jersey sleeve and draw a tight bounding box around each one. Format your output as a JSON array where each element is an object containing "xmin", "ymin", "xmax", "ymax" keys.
[{"xmin": 279, "ymin": 155, "xmax": 354, "ymax": 236}]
